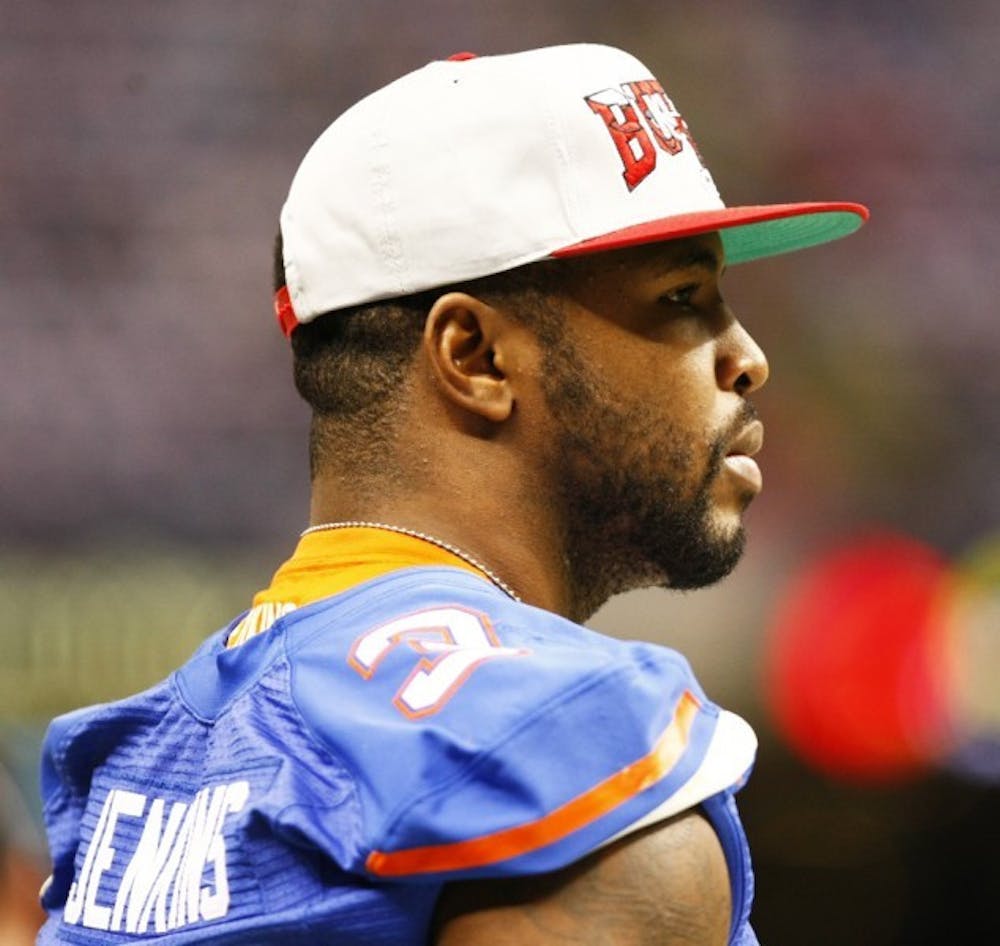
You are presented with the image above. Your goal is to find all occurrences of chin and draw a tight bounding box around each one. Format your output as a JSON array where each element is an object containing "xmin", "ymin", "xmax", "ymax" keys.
[{"xmin": 663, "ymin": 524, "xmax": 747, "ymax": 591}]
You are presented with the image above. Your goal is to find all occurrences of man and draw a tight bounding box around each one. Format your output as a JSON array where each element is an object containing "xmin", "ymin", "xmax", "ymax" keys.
[{"xmin": 37, "ymin": 44, "xmax": 867, "ymax": 945}]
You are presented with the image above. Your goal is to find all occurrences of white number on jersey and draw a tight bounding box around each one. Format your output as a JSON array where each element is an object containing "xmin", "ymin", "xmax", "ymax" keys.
[{"xmin": 348, "ymin": 606, "xmax": 530, "ymax": 718}]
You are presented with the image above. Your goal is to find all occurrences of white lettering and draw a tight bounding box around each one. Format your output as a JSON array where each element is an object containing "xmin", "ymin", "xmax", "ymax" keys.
[
  {"xmin": 82, "ymin": 789, "xmax": 146, "ymax": 930},
  {"xmin": 168, "ymin": 785, "xmax": 212, "ymax": 929},
  {"xmin": 200, "ymin": 781, "xmax": 249, "ymax": 921},
  {"xmin": 110, "ymin": 797, "xmax": 186, "ymax": 933},
  {"xmin": 66, "ymin": 780, "xmax": 249, "ymax": 934},
  {"xmin": 147, "ymin": 798, "xmax": 196, "ymax": 933},
  {"xmin": 171, "ymin": 785, "xmax": 227, "ymax": 926},
  {"xmin": 64, "ymin": 789, "xmax": 115, "ymax": 925},
  {"xmin": 65, "ymin": 789, "xmax": 144, "ymax": 928}
]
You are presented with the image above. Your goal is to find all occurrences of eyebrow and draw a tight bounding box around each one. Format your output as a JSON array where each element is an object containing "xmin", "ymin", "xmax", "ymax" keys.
[{"xmin": 663, "ymin": 247, "xmax": 725, "ymax": 275}]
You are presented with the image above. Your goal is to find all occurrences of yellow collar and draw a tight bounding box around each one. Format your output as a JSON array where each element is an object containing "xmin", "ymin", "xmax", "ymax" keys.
[{"xmin": 227, "ymin": 527, "xmax": 487, "ymax": 648}]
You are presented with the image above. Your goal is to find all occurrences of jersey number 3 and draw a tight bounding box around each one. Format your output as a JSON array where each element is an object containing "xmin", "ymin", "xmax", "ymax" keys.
[{"xmin": 348, "ymin": 607, "xmax": 529, "ymax": 718}]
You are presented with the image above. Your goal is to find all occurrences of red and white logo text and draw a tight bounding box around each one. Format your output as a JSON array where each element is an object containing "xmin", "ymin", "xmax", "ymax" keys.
[{"xmin": 585, "ymin": 80, "xmax": 699, "ymax": 191}]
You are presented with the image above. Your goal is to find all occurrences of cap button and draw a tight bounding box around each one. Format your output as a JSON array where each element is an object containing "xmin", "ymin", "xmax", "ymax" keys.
[{"xmin": 447, "ymin": 51, "xmax": 477, "ymax": 61}]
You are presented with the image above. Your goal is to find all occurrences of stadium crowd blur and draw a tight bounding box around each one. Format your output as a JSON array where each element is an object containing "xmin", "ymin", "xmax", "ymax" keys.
[{"xmin": 2, "ymin": 2, "xmax": 997, "ymax": 943}]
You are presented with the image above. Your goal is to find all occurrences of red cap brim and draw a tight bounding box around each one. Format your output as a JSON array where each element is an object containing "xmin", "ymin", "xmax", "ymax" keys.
[{"xmin": 553, "ymin": 202, "xmax": 869, "ymax": 264}]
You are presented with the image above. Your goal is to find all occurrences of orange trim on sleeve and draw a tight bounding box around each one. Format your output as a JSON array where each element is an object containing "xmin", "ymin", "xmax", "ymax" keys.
[{"xmin": 365, "ymin": 689, "xmax": 702, "ymax": 877}]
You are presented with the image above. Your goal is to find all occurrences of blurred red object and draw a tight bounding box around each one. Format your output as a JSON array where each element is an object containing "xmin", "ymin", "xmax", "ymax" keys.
[{"xmin": 764, "ymin": 532, "xmax": 955, "ymax": 782}]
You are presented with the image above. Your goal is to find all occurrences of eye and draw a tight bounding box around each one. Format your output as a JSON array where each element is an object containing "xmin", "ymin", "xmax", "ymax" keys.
[{"xmin": 661, "ymin": 283, "xmax": 699, "ymax": 307}]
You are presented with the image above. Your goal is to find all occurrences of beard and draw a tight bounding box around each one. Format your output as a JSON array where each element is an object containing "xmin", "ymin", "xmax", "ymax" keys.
[{"xmin": 539, "ymin": 337, "xmax": 756, "ymax": 621}]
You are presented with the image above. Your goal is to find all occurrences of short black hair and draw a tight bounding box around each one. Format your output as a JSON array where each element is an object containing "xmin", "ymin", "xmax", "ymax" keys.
[{"xmin": 274, "ymin": 232, "xmax": 570, "ymax": 479}]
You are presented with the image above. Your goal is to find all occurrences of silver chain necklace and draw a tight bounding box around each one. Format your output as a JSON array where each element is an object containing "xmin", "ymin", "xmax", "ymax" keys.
[{"xmin": 300, "ymin": 520, "xmax": 522, "ymax": 602}]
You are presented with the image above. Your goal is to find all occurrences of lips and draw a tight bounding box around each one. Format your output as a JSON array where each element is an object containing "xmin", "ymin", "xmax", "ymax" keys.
[
  {"xmin": 723, "ymin": 420, "xmax": 764, "ymax": 493},
  {"xmin": 726, "ymin": 419, "xmax": 764, "ymax": 459}
]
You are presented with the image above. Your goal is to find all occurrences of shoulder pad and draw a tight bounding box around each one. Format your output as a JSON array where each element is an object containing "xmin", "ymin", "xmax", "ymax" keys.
[{"xmin": 286, "ymin": 568, "xmax": 756, "ymax": 881}]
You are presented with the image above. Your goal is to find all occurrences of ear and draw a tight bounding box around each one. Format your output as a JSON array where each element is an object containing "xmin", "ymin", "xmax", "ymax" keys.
[{"xmin": 423, "ymin": 292, "xmax": 516, "ymax": 424}]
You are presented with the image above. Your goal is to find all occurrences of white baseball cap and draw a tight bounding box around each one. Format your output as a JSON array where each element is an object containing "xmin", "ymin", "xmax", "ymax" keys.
[{"xmin": 275, "ymin": 43, "xmax": 868, "ymax": 335}]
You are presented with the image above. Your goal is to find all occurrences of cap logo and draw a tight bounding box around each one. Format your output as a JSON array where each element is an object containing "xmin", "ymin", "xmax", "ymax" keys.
[{"xmin": 585, "ymin": 79, "xmax": 699, "ymax": 191}]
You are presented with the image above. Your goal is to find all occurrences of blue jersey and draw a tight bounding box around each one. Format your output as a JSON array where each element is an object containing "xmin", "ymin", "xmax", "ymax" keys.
[{"xmin": 39, "ymin": 566, "xmax": 760, "ymax": 944}]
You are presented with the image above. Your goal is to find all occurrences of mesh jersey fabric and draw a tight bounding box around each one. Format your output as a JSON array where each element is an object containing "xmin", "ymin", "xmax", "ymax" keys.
[{"xmin": 39, "ymin": 543, "xmax": 760, "ymax": 944}]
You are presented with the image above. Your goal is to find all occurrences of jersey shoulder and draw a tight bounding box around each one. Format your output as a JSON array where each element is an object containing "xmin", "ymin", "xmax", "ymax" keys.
[{"xmin": 282, "ymin": 567, "xmax": 757, "ymax": 882}]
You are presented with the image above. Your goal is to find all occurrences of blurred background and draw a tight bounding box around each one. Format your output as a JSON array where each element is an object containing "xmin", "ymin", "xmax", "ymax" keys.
[{"xmin": 2, "ymin": 1, "xmax": 998, "ymax": 942}]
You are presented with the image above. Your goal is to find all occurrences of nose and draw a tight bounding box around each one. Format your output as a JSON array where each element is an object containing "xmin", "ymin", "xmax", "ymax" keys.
[{"xmin": 716, "ymin": 319, "xmax": 769, "ymax": 396}]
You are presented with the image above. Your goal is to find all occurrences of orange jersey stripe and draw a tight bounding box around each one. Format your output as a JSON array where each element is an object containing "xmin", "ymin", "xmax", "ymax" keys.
[{"xmin": 365, "ymin": 689, "xmax": 701, "ymax": 877}]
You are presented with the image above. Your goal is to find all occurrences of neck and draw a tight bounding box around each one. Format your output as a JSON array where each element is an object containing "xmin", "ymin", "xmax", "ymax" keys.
[{"xmin": 308, "ymin": 475, "xmax": 578, "ymax": 620}]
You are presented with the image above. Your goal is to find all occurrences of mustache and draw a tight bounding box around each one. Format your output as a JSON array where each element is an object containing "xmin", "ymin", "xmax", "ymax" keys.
[
  {"xmin": 707, "ymin": 401, "xmax": 760, "ymax": 472},
  {"xmin": 725, "ymin": 400, "xmax": 760, "ymax": 443}
]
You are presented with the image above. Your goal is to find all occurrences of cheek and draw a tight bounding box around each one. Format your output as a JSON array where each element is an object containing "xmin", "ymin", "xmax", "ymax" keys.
[
  {"xmin": 548, "ymin": 330, "xmax": 723, "ymax": 460},
  {"xmin": 651, "ymin": 357, "xmax": 720, "ymax": 442}
]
